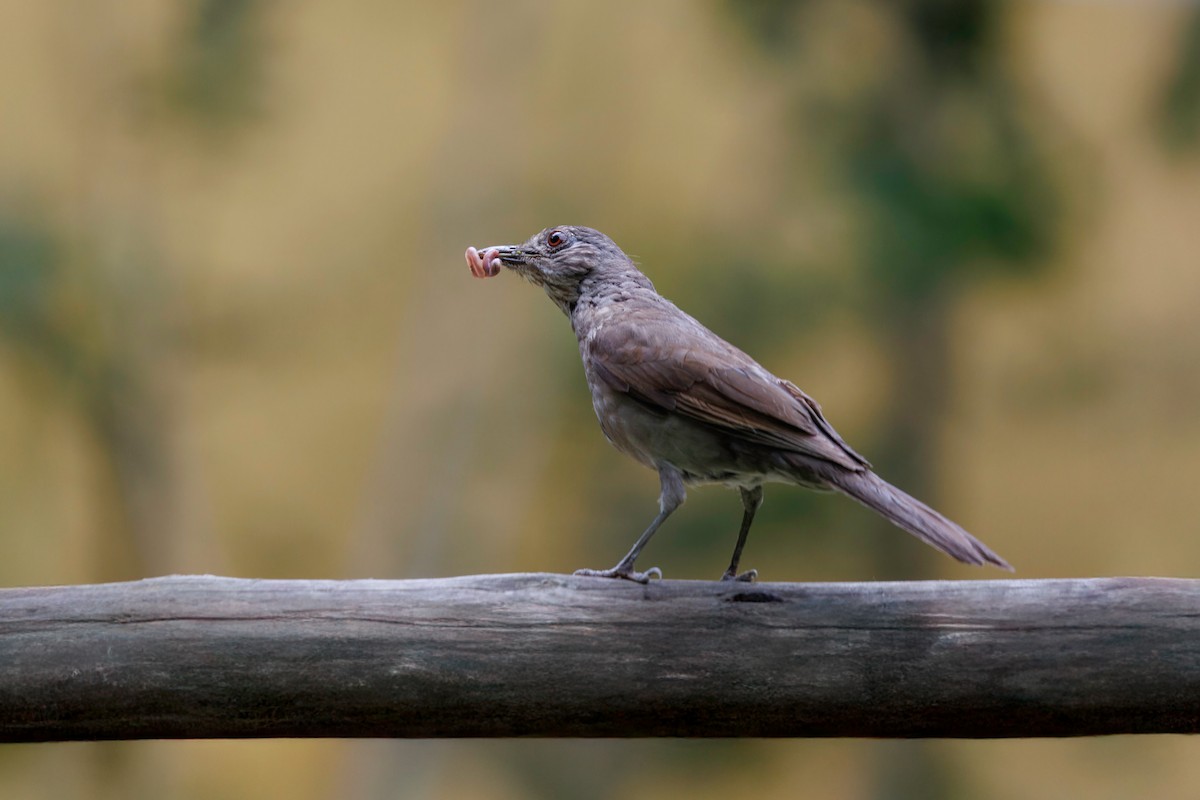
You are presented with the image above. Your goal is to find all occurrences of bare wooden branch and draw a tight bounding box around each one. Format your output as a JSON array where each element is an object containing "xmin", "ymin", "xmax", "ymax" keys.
[{"xmin": 1, "ymin": 574, "xmax": 1198, "ymax": 741}]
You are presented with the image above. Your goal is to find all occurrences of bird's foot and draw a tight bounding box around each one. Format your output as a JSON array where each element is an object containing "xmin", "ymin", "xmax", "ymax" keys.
[
  {"xmin": 574, "ymin": 564, "xmax": 663, "ymax": 584},
  {"xmin": 720, "ymin": 568, "xmax": 758, "ymax": 583}
]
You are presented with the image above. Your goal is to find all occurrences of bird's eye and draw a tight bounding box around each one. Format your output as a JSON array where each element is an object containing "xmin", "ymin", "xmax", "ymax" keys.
[{"xmin": 546, "ymin": 230, "xmax": 567, "ymax": 248}]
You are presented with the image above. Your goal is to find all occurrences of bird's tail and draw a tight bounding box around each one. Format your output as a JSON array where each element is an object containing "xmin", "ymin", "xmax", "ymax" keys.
[{"xmin": 829, "ymin": 469, "xmax": 1013, "ymax": 570}]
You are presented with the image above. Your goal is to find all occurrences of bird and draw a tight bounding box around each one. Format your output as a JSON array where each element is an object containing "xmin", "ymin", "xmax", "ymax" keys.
[{"xmin": 465, "ymin": 226, "xmax": 1011, "ymax": 583}]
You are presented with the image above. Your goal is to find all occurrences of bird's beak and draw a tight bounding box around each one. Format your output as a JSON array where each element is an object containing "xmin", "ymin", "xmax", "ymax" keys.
[{"xmin": 480, "ymin": 245, "xmax": 525, "ymax": 265}]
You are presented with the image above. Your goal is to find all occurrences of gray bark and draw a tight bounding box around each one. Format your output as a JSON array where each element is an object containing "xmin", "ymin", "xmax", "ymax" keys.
[{"xmin": 0, "ymin": 573, "xmax": 1197, "ymax": 741}]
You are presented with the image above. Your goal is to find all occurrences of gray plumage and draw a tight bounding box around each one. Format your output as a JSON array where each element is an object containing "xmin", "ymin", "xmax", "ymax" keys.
[{"xmin": 469, "ymin": 225, "xmax": 1011, "ymax": 582}]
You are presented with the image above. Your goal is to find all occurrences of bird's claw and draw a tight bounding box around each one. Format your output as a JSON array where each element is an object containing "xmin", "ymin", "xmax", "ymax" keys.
[
  {"xmin": 720, "ymin": 568, "xmax": 758, "ymax": 583},
  {"xmin": 574, "ymin": 565, "xmax": 663, "ymax": 584}
]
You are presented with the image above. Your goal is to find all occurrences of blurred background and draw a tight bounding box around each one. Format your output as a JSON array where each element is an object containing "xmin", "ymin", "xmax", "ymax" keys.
[{"xmin": 1, "ymin": 0, "xmax": 1199, "ymax": 797}]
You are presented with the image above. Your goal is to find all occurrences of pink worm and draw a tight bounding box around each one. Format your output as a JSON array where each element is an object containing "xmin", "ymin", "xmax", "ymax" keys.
[{"xmin": 464, "ymin": 246, "xmax": 502, "ymax": 279}]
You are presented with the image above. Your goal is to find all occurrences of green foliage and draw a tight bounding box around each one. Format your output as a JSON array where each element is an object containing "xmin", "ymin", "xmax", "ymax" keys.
[
  {"xmin": 0, "ymin": 217, "xmax": 57, "ymax": 342},
  {"xmin": 724, "ymin": 0, "xmax": 1059, "ymax": 307},
  {"xmin": 720, "ymin": 0, "xmax": 812, "ymax": 55},
  {"xmin": 848, "ymin": 97, "xmax": 1057, "ymax": 302},
  {"xmin": 163, "ymin": 0, "xmax": 266, "ymax": 131},
  {"xmin": 0, "ymin": 215, "xmax": 83, "ymax": 389},
  {"xmin": 1159, "ymin": 10, "xmax": 1200, "ymax": 152},
  {"xmin": 900, "ymin": 0, "xmax": 997, "ymax": 72}
]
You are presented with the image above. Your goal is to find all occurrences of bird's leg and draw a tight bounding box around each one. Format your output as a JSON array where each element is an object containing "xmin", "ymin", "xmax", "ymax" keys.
[
  {"xmin": 574, "ymin": 465, "xmax": 685, "ymax": 584},
  {"xmin": 721, "ymin": 485, "xmax": 763, "ymax": 582}
]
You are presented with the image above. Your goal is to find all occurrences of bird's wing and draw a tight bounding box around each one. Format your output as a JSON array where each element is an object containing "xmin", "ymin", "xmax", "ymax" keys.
[{"xmin": 587, "ymin": 307, "xmax": 869, "ymax": 471}]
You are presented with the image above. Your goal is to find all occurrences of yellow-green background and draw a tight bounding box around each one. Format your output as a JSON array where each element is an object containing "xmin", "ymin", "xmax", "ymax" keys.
[{"xmin": 1, "ymin": 1, "xmax": 1198, "ymax": 798}]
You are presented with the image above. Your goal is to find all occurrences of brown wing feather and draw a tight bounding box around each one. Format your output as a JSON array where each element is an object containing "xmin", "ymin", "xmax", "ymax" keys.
[{"xmin": 587, "ymin": 307, "xmax": 869, "ymax": 471}]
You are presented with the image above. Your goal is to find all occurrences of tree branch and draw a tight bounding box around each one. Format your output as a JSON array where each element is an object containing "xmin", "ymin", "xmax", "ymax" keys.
[{"xmin": 1, "ymin": 574, "xmax": 1197, "ymax": 741}]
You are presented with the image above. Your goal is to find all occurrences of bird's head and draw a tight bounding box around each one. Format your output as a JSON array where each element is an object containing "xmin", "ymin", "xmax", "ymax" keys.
[{"xmin": 470, "ymin": 226, "xmax": 647, "ymax": 314}]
